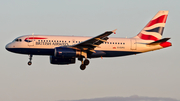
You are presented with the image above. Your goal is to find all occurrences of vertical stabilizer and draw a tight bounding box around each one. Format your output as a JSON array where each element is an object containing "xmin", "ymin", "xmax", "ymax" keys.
[{"xmin": 134, "ymin": 11, "xmax": 168, "ymax": 41}]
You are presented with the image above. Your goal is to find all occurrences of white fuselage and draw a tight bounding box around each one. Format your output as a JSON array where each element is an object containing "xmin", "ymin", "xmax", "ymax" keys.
[{"xmin": 6, "ymin": 35, "xmax": 164, "ymax": 57}]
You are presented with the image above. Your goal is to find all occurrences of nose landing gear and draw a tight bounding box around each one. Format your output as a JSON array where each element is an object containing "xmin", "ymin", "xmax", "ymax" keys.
[{"xmin": 28, "ymin": 54, "xmax": 33, "ymax": 66}]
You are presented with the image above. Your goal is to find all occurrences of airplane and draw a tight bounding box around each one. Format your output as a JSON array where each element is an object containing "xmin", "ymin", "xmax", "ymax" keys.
[{"xmin": 6, "ymin": 10, "xmax": 172, "ymax": 70}]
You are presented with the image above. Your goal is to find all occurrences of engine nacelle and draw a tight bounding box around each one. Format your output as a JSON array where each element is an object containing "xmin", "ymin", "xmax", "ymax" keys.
[
  {"xmin": 54, "ymin": 47, "xmax": 80, "ymax": 58},
  {"xmin": 50, "ymin": 56, "xmax": 75, "ymax": 65}
]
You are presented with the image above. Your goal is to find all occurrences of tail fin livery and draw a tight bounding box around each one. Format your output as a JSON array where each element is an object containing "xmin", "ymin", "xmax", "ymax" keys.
[{"xmin": 134, "ymin": 11, "xmax": 168, "ymax": 41}]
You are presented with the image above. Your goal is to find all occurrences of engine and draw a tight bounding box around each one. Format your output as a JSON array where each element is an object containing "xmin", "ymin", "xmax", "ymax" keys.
[
  {"xmin": 50, "ymin": 56, "xmax": 75, "ymax": 65},
  {"xmin": 54, "ymin": 47, "xmax": 80, "ymax": 58},
  {"xmin": 50, "ymin": 47, "xmax": 81, "ymax": 65}
]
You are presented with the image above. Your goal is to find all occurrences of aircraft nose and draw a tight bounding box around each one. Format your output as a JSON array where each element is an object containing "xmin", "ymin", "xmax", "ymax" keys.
[{"xmin": 5, "ymin": 43, "xmax": 11, "ymax": 51}]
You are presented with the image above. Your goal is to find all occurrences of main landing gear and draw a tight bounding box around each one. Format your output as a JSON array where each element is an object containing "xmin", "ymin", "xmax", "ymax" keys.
[
  {"xmin": 28, "ymin": 54, "xmax": 33, "ymax": 66},
  {"xmin": 80, "ymin": 59, "xmax": 90, "ymax": 70},
  {"xmin": 78, "ymin": 52, "xmax": 90, "ymax": 70}
]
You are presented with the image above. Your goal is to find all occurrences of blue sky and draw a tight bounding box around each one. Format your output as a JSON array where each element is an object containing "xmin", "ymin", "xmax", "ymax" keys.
[{"xmin": 0, "ymin": 0, "xmax": 180, "ymax": 101}]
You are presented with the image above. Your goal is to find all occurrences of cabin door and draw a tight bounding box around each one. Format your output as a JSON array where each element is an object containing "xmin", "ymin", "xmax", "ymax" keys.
[
  {"xmin": 28, "ymin": 35, "xmax": 34, "ymax": 46},
  {"xmin": 130, "ymin": 39, "xmax": 137, "ymax": 50}
]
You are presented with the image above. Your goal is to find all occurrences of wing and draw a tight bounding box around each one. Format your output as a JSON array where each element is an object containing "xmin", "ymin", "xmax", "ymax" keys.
[{"xmin": 68, "ymin": 29, "xmax": 117, "ymax": 52}]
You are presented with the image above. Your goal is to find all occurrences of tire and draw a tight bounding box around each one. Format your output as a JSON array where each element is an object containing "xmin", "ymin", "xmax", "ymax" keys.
[
  {"xmin": 84, "ymin": 59, "xmax": 90, "ymax": 66},
  {"xmin": 28, "ymin": 61, "xmax": 32, "ymax": 66},
  {"xmin": 80, "ymin": 64, "xmax": 86, "ymax": 70}
]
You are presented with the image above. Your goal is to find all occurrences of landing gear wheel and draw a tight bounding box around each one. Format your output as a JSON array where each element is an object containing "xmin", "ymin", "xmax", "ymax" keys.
[
  {"xmin": 84, "ymin": 59, "xmax": 89, "ymax": 66},
  {"xmin": 80, "ymin": 64, "xmax": 86, "ymax": 70},
  {"xmin": 28, "ymin": 61, "xmax": 32, "ymax": 66},
  {"xmin": 27, "ymin": 54, "xmax": 33, "ymax": 66}
]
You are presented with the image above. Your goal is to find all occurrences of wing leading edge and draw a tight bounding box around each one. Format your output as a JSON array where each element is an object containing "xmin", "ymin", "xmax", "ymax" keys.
[{"xmin": 69, "ymin": 29, "xmax": 117, "ymax": 52}]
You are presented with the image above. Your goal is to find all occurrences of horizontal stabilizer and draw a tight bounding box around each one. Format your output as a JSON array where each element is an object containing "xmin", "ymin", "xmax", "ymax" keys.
[{"xmin": 147, "ymin": 38, "xmax": 170, "ymax": 45}]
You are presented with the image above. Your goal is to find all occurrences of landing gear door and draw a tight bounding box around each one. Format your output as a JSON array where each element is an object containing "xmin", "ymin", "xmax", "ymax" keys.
[
  {"xmin": 130, "ymin": 39, "xmax": 137, "ymax": 50},
  {"xmin": 28, "ymin": 35, "xmax": 34, "ymax": 46}
]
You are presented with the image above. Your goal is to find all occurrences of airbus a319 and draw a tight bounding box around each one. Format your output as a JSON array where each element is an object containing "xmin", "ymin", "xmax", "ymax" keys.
[{"xmin": 6, "ymin": 11, "xmax": 172, "ymax": 70}]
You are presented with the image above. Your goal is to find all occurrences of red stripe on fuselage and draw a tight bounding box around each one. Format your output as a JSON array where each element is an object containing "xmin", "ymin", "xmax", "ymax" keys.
[
  {"xmin": 25, "ymin": 37, "xmax": 47, "ymax": 40},
  {"xmin": 146, "ymin": 15, "xmax": 167, "ymax": 27},
  {"xmin": 138, "ymin": 33, "xmax": 158, "ymax": 41}
]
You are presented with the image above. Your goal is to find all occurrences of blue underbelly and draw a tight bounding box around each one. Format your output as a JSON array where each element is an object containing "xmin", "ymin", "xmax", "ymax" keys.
[{"xmin": 6, "ymin": 48, "xmax": 141, "ymax": 57}]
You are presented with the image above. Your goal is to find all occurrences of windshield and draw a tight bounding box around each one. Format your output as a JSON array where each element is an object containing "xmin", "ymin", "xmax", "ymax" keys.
[{"xmin": 14, "ymin": 38, "xmax": 22, "ymax": 42}]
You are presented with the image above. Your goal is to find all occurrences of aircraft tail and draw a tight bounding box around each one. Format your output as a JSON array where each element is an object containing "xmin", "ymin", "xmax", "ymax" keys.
[{"xmin": 134, "ymin": 10, "xmax": 168, "ymax": 41}]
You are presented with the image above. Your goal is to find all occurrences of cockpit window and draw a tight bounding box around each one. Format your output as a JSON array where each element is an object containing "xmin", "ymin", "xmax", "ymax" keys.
[{"xmin": 14, "ymin": 38, "xmax": 22, "ymax": 42}]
